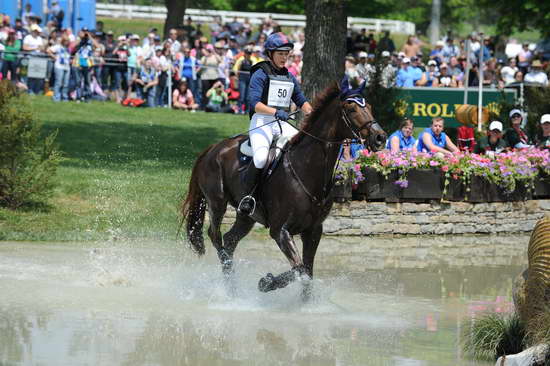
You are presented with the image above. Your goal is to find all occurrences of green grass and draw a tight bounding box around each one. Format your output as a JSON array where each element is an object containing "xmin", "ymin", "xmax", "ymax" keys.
[
  {"xmin": 0, "ymin": 97, "xmax": 249, "ymax": 241},
  {"xmin": 99, "ymin": 17, "xmax": 165, "ymax": 39}
]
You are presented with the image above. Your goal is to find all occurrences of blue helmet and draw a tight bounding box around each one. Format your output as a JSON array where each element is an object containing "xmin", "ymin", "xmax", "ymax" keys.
[{"xmin": 264, "ymin": 32, "xmax": 294, "ymax": 52}]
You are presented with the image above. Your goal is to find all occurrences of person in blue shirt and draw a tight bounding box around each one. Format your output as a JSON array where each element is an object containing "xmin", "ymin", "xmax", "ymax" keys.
[
  {"xmin": 396, "ymin": 57, "xmax": 416, "ymax": 87},
  {"xmin": 416, "ymin": 117, "xmax": 459, "ymax": 156},
  {"xmin": 237, "ymin": 32, "xmax": 313, "ymax": 216},
  {"xmin": 386, "ymin": 118, "xmax": 417, "ymax": 153}
]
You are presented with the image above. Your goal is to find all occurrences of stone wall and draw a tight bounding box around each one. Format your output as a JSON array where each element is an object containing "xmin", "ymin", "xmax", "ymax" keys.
[
  {"xmin": 223, "ymin": 200, "xmax": 550, "ymax": 235},
  {"xmin": 324, "ymin": 200, "xmax": 550, "ymax": 236}
]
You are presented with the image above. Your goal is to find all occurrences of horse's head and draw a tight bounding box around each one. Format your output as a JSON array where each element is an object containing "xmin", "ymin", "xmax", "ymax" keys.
[{"xmin": 339, "ymin": 78, "xmax": 387, "ymax": 151}]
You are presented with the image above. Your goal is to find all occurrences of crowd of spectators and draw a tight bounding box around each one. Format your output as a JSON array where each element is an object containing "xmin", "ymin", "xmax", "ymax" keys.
[{"xmin": 1, "ymin": 4, "xmax": 550, "ymax": 115}]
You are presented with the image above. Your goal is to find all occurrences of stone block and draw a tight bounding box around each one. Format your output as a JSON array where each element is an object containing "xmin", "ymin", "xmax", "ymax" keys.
[
  {"xmin": 402, "ymin": 203, "xmax": 431, "ymax": 213},
  {"xmin": 419, "ymin": 224, "xmax": 435, "ymax": 234},
  {"xmin": 395, "ymin": 224, "xmax": 421, "ymax": 234},
  {"xmin": 524, "ymin": 200, "xmax": 539, "ymax": 213},
  {"xmin": 434, "ymin": 223, "xmax": 453, "ymax": 234},
  {"xmin": 452, "ymin": 202, "xmax": 473, "ymax": 212},
  {"xmin": 452, "ymin": 225, "xmax": 477, "ymax": 234},
  {"xmin": 538, "ymin": 199, "xmax": 550, "ymax": 211},
  {"xmin": 332, "ymin": 205, "xmax": 351, "ymax": 217}
]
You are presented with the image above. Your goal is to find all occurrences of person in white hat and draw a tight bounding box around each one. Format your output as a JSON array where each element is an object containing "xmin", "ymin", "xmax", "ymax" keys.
[
  {"xmin": 474, "ymin": 120, "xmax": 509, "ymax": 155},
  {"xmin": 396, "ymin": 57, "xmax": 417, "ymax": 87},
  {"xmin": 356, "ymin": 51, "xmax": 374, "ymax": 84},
  {"xmin": 535, "ymin": 114, "xmax": 550, "ymax": 149},
  {"xmin": 503, "ymin": 108, "xmax": 532, "ymax": 149}
]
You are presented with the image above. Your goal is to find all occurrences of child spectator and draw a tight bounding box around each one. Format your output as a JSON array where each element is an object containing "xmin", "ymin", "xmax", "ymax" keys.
[
  {"xmin": 474, "ymin": 121, "xmax": 508, "ymax": 155},
  {"xmin": 47, "ymin": 37, "xmax": 71, "ymax": 101},
  {"xmin": 172, "ymin": 80, "xmax": 198, "ymax": 111}
]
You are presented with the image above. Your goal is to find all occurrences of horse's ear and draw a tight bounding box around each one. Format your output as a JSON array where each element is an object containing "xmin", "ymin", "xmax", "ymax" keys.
[
  {"xmin": 358, "ymin": 80, "xmax": 366, "ymax": 94},
  {"xmin": 340, "ymin": 76, "xmax": 350, "ymax": 94}
]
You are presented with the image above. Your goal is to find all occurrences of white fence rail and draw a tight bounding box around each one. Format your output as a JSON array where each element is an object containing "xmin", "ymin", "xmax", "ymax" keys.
[{"xmin": 96, "ymin": 3, "xmax": 416, "ymax": 34}]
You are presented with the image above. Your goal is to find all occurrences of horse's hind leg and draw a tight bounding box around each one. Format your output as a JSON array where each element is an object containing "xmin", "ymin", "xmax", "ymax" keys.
[
  {"xmin": 206, "ymin": 200, "xmax": 228, "ymax": 271},
  {"xmin": 221, "ymin": 214, "xmax": 256, "ymax": 274}
]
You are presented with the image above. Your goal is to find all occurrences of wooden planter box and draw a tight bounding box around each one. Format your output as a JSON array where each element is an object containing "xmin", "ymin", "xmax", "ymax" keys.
[
  {"xmin": 485, "ymin": 180, "xmax": 532, "ymax": 202},
  {"xmin": 443, "ymin": 177, "xmax": 465, "ymax": 201},
  {"xmin": 399, "ymin": 168, "xmax": 443, "ymax": 200},
  {"xmin": 332, "ymin": 179, "xmax": 352, "ymax": 203},
  {"xmin": 361, "ymin": 168, "xmax": 400, "ymax": 202},
  {"xmin": 534, "ymin": 172, "xmax": 550, "ymax": 199}
]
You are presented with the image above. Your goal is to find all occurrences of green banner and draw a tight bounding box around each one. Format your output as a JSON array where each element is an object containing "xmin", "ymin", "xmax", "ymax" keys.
[{"xmin": 396, "ymin": 87, "xmax": 517, "ymax": 128}]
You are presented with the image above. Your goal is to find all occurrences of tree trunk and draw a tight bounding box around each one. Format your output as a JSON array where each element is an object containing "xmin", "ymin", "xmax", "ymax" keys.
[
  {"xmin": 163, "ymin": 0, "xmax": 187, "ymax": 40},
  {"xmin": 302, "ymin": 0, "xmax": 347, "ymax": 101}
]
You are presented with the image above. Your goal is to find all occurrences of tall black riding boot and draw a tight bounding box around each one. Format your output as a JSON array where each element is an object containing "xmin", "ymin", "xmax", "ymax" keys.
[{"xmin": 237, "ymin": 163, "xmax": 261, "ymax": 216}]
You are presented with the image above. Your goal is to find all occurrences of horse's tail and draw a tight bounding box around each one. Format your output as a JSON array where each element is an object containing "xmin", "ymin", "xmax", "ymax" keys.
[{"xmin": 180, "ymin": 145, "xmax": 214, "ymax": 256}]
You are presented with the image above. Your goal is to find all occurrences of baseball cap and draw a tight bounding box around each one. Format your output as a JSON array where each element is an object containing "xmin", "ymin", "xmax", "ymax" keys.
[
  {"xmin": 398, "ymin": 52, "xmax": 405, "ymax": 58},
  {"xmin": 381, "ymin": 50, "xmax": 390, "ymax": 57},
  {"xmin": 540, "ymin": 114, "xmax": 550, "ymax": 124},
  {"xmin": 358, "ymin": 51, "xmax": 368, "ymax": 58},
  {"xmin": 131, "ymin": 34, "xmax": 140, "ymax": 40},
  {"xmin": 489, "ymin": 121, "xmax": 503, "ymax": 132},
  {"xmin": 30, "ymin": 24, "xmax": 41, "ymax": 32},
  {"xmin": 427, "ymin": 60, "xmax": 437, "ymax": 66},
  {"xmin": 402, "ymin": 57, "xmax": 411, "ymax": 63},
  {"xmin": 509, "ymin": 108, "xmax": 523, "ymax": 118},
  {"xmin": 106, "ymin": 30, "xmax": 114, "ymax": 36}
]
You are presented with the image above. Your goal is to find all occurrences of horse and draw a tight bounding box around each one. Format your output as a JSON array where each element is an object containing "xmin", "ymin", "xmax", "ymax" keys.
[{"xmin": 180, "ymin": 79, "xmax": 387, "ymax": 295}]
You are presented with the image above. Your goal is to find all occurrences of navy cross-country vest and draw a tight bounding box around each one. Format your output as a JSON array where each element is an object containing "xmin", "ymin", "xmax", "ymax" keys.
[{"xmin": 249, "ymin": 61, "xmax": 294, "ymax": 118}]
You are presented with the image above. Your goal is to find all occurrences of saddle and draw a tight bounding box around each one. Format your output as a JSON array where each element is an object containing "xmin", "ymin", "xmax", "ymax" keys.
[
  {"xmin": 237, "ymin": 135, "xmax": 290, "ymax": 225},
  {"xmin": 238, "ymin": 135, "xmax": 290, "ymax": 179}
]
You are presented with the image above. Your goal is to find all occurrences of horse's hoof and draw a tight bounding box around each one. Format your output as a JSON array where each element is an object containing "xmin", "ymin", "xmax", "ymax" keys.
[{"xmin": 258, "ymin": 273, "xmax": 276, "ymax": 292}]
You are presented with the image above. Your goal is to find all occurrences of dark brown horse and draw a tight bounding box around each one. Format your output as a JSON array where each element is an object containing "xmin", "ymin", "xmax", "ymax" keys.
[{"xmin": 181, "ymin": 80, "xmax": 386, "ymax": 294}]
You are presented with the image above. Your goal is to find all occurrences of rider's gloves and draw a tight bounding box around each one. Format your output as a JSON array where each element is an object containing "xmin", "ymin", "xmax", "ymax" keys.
[{"xmin": 274, "ymin": 109, "xmax": 289, "ymax": 121}]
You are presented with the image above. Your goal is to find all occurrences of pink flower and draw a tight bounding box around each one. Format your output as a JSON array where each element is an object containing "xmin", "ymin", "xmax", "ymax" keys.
[
  {"xmin": 442, "ymin": 165, "xmax": 449, "ymax": 172},
  {"xmin": 429, "ymin": 160, "xmax": 439, "ymax": 166}
]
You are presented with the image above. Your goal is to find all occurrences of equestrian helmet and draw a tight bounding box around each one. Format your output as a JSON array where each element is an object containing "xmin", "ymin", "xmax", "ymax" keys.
[{"xmin": 264, "ymin": 32, "xmax": 294, "ymax": 53}]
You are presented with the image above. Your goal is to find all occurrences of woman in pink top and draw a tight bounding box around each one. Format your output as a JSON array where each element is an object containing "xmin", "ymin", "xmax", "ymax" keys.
[{"xmin": 173, "ymin": 80, "xmax": 199, "ymax": 111}]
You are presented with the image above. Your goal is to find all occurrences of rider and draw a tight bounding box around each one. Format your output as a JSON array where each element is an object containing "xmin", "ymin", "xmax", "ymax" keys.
[{"xmin": 238, "ymin": 32, "xmax": 313, "ymax": 216}]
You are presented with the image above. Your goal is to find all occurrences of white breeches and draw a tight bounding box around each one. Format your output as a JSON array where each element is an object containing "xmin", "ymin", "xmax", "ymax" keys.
[{"xmin": 249, "ymin": 113, "xmax": 298, "ymax": 169}]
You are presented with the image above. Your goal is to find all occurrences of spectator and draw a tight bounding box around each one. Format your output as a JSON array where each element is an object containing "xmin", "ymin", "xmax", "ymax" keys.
[
  {"xmin": 429, "ymin": 40, "xmax": 445, "ymax": 64},
  {"xmin": 47, "ymin": 36, "xmax": 71, "ymax": 101},
  {"xmin": 199, "ymin": 44, "xmax": 223, "ymax": 109},
  {"xmin": 172, "ymin": 80, "xmax": 198, "ymax": 111},
  {"xmin": 442, "ymin": 38, "xmax": 459, "ymax": 63},
  {"xmin": 356, "ymin": 51, "xmax": 375, "ymax": 84},
  {"xmin": 396, "ymin": 57, "xmax": 417, "ymax": 87},
  {"xmin": 126, "ymin": 34, "xmax": 143, "ymax": 93},
  {"xmin": 500, "ymin": 57, "xmax": 518, "ymax": 85},
  {"xmin": 233, "ymin": 45, "xmax": 254, "ymax": 113},
  {"xmin": 457, "ymin": 125, "xmax": 476, "ymax": 152},
  {"xmin": 380, "ymin": 51, "xmax": 396, "ymax": 87},
  {"xmin": 21, "ymin": 3, "xmax": 35, "ymax": 27},
  {"xmin": 524, "ymin": 60, "xmax": 548, "ymax": 86},
  {"xmin": 474, "ymin": 121, "xmax": 508, "ymax": 155},
  {"xmin": 112, "ymin": 35, "xmax": 129, "ymax": 102},
  {"xmin": 513, "ymin": 70, "xmax": 524, "ymax": 84},
  {"xmin": 134, "ymin": 57, "xmax": 158, "ymax": 107},
  {"xmin": 167, "ymin": 28, "xmax": 181, "ymax": 56},
  {"xmin": 504, "ymin": 109, "xmax": 532, "ymax": 149},
  {"xmin": 535, "ymin": 114, "xmax": 550, "ymax": 149},
  {"xmin": 1, "ymin": 30, "xmax": 21, "ymax": 83},
  {"xmin": 205, "ymin": 80, "xmax": 228, "ymax": 112},
  {"xmin": 152, "ymin": 46, "xmax": 170, "ymax": 107},
  {"xmin": 424, "ymin": 60, "xmax": 438, "ymax": 87},
  {"xmin": 377, "ymin": 31, "xmax": 395, "ymax": 54},
  {"xmin": 175, "ymin": 46, "xmax": 201, "ymax": 107},
  {"xmin": 22, "ymin": 23, "xmax": 44, "ymax": 53},
  {"xmin": 517, "ymin": 43, "xmax": 533, "ymax": 74},
  {"xmin": 73, "ymin": 29, "xmax": 98, "ymax": 101},
  {"xmin": 287, "ymin": 49, "xmax": 302, "ymax": 82},
  {"xmin": 386, "ymin": 118, "xmax": 417, "ymax": 153},
  {"xmin": 402, "ymin": 35, "xmax": 419, "ymax": 58},
  {"xmin": 344, "ymin": 56, "xmax": 360, "ymax": 85},
  {"xmin": 417, "ymin": 117, "xmax": 459, "ymax": 156}
]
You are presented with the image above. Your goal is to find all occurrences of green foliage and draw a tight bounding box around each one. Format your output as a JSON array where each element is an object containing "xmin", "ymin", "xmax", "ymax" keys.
[
  {"xmin": 461, "ymin": 312, "xmax": 526, "ymax": 361},
  {"xmin": 0, "ymin": 81, "xmax": 62, "ymax": 209},
  {"xmin": 478, "ymin": 0, "xmax": 550, "ymax": 37},
  {"xmin": 363, "ymin": 57, "xmax": 403, "ymax": 134},
  {"xmin": 526, "ymin": 306, "xmax": 550, "ymax": 348}
]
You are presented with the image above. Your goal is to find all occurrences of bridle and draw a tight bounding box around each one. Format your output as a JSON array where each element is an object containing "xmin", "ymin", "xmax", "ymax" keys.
[{"xmin": 341, "ymin": 95, "xmax": 377, "ymax": 143}]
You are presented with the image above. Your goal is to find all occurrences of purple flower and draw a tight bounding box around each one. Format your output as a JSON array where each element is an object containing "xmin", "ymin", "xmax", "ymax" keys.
[{"xmin": 394, "ymin": 179, "xmax": 409, "ymax": 188}]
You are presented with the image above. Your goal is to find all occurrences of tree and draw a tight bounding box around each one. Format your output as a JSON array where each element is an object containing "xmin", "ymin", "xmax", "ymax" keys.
[
  {"xmin": 164, "ymin": 0, "xmax": 188, "ymax": 39},
  {"xmin": 302, "ymin": 0, "xmax": 347, "ymax": 100},
  {"xmin": 478, "ymin": 0, "xmax": 550, "ymax": 37}
]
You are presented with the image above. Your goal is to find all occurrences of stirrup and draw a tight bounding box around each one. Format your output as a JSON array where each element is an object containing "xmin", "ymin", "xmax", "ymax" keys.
[{"xmin": 237, "ymin": 195, "xmax": 256, "ymax": 216}]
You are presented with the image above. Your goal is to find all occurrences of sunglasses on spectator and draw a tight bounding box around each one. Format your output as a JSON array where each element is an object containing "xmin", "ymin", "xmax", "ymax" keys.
[{"xmin": 512, "ymin": 114, "xmax": 522, "ymax": 118}]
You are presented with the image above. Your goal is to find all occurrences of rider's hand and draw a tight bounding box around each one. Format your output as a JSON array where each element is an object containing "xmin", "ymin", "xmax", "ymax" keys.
[{"xmin": 274, "ymin": 109, "xmax": 289, "ymax": 121}]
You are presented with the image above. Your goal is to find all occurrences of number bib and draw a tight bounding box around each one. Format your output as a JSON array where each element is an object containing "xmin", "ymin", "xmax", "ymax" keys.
[{"xmin": 267, "ymin": 77, "xmax": 294, "ymax": 110}]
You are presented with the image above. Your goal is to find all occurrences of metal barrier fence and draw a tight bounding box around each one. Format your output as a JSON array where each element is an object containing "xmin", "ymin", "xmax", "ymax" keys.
[{"xmin": 96, "ymin": 3, "xmax": 416, "ymax": 35}]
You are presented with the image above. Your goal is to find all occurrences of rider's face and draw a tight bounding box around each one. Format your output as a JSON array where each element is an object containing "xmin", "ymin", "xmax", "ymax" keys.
[{"xmin": 271, "ymin": 50, "xmax": 289, "ymax": 69}]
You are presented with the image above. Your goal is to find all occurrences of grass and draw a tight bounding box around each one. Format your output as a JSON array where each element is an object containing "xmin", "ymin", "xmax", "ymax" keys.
[{"xmin": 0, "ymin": 97, "xmax": 249, "ymax": 241}]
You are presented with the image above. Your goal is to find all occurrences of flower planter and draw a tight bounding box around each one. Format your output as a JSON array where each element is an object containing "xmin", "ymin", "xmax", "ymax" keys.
[
  {"xmin": 464, "ymin": 175, "xmax": 486, "ymax": 203},
  {"xmin": 485, "ymin": 181, "xmax": 532, "ymax": 202},
  {"xmin": 332, "ymin": 180, "xmax": 352, "ymax": 203},
  {"xmin": 534, "ymin": 173, "xmax": 550, "ymax": 199},
  {"xmin": 443, "ymin": 177, "xmax": 465, "ymax": 201},
  {"xmin": 399, "ymin": 168, "xmax": 443, "ymax": 200},
  {"xmin": 361, "ymin": 168, "xmax": 400, "ymax": 202}
]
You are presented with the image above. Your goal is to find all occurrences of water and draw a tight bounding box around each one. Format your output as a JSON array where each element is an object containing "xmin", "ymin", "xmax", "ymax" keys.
[{"xmin": 0, "ymin": 235, "xmax": 528, "ymax": 365}]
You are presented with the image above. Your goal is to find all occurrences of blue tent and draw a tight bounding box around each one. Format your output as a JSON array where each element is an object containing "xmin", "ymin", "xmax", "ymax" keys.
[{"xmin": 1, "ymin": 0, "xmax": 96, "ymax": 31}]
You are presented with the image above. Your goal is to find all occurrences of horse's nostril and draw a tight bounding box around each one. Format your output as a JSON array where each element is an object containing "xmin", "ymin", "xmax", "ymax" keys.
[{"xmin": 376, "ymin": 134, "xmax": 386, "ymax": 143}]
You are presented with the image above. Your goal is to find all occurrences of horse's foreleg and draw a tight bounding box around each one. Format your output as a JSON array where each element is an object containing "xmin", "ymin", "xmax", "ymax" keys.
[
  {"xmin": 259, "ymin": 226, "xmax": 305, "ymax": 292},
  {"xmin": 206, "ymin": 202, "xmax": 228, "ymax": 272},
  {"xmin": 300, "ymin": 224, "xmax": 323, "ymax": 301},
  {"xmin": 221, "ymin": 215, "xmax": 256, "ymax": 274}
]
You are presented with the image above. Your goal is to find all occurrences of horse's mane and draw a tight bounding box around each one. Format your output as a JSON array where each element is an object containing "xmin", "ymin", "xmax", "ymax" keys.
[{"xmin": 289, "ymin": 81, "xmax": 341, "ymax": 145}]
